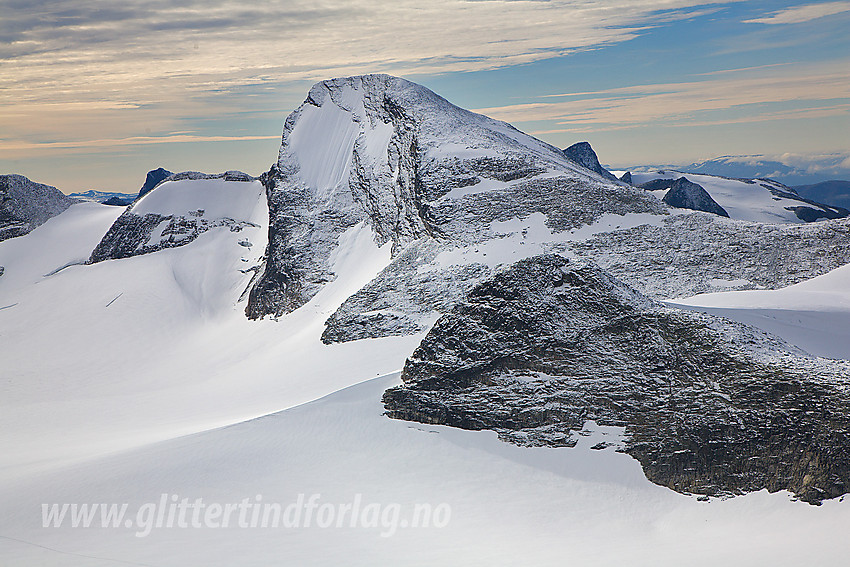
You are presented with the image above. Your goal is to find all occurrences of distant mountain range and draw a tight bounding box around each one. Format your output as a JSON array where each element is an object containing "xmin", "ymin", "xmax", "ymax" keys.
[
  {"xmin": 792, "ymin": 180, "xmax": 850, "ymax": 210},
  {"xmin": 69, "ymin": 190, "xmax": 137, "ymax": 205},
  {"xmin": 621, "ymin": 154, "xmax": 850, "ymax": 187}
]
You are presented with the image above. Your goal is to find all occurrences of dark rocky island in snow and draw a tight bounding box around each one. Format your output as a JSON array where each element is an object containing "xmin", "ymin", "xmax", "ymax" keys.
[
  {"xmin": 383, "ymin": 255, "xmax": 850, "ymax": 504},
  {"xmin": 661, "ymin": 177, "xmax": 729, "ymax": 217}
]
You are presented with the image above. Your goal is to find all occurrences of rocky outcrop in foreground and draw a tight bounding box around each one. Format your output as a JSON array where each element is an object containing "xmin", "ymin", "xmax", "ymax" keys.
[{"xmin": 384, "ymin": 255, "xmax": 850, "ymax": 504}]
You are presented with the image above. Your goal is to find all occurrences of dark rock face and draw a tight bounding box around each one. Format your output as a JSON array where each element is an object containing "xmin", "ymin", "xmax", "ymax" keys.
[
  {"xmin": 662, "ymin": 177, "xmax": 729, "ymax": 217},
  {"xmin": 793, "ymin": 180, "xmax": 850, "ymax": 211},
  {"xmin": 562, "ymin": 142, "xmax": 619, "ymax": 182},
  {"xmin": 383, "ymin": 255, "xmax": 850, "ymax": 504},
  {"xmin": 138, "ymin": 168, "xmax": 173, "ymax": 198},
  {"xmin": 89, "ymin": 212, "xmax": 248, "ymax": 263},
  {"xmin": 619, "ymin": 171, "xmax": 632, "ymax": 184},
  {"xmin": 102, "ymin": 196, "xmax": 131, "ymax": 206},
  {"xmin": 787, "ymin": 205, "xmax": 846, "ymax": 222},
  {"xmin": 639, "ymin": 178, "xmax": 677, "ymax": 191},
  {"xmin": 0, "ymin": 174, "xmax": 77, "ymax": 242}
]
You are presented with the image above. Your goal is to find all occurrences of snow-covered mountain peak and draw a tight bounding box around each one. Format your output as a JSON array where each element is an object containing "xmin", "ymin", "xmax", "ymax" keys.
[
  {"xmin": 249, "ymin": 74, "xmax": 662, "ymax": 320},
  {"xmin": 631, "ymin": 170, "xmax": 849, "ymax": 223},
  {"xmin": 281, "ymin": 74, "xmax": 573, "ymax": 182}
]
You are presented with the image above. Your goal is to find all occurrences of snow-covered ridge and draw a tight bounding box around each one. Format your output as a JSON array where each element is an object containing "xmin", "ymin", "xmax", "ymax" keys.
[
  {"xmin": 670, "ymin": 262, "xmax": 850, "ymax": 360},
  {"xmin": 89, "ymin": 174, "xmax": 264, "ymax": 263},
  {"xmin": 279, "ymin": 75, "xmax": 580, "ymax": 181}
]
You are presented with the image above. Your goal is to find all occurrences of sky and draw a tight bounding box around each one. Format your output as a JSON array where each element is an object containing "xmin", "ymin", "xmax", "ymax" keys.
[{"xmin": 1, "ymin": 0, "xmax": 849, "ymax": 194}]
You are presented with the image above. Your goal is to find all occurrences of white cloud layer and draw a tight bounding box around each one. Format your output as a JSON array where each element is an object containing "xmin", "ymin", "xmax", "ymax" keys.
[{"xmin": 744, "ymin": 1, "xmax": 850, "ymax": 25}]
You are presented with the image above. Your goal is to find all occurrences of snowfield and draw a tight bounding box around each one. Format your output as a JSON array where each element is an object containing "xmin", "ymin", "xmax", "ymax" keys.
[
  {"xmin": 670, "ymin": 263, "xmax": 850, "ymax": 360},
  {"xmin": 0, "ymin": 184, "xmax": 420, "ymax": 483},
  {"xmin": 2, "ymin": 176, "xmax": 850, "ymax": 565}
]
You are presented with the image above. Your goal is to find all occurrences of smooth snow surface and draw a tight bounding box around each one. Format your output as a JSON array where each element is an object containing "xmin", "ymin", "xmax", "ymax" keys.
[
  {"xmin": 132, "ymin": 178, "xmax": 264, "ymax": 220},
  {"xmin": 670, "ymin": 263, "xmax": 850, "ymax": 359},
  {"xmin": 2, "ymin": 375, "xmax": 850, "ymax": 566},
  {"xmin": 286, "ymin": 100, "xmax": 360, "ymax": 197},
  {"xmin": 0, "ymin": 202, "xmax": 122, "ymax": 294}
]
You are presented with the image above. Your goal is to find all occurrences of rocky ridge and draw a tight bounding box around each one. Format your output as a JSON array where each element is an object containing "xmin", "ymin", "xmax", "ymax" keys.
[
  {"xmin": 565, "ymin": 213, "xmax": 850, "ymax": 299},
  {"xmin": 562, "ymin": 141, "xmax": 619, "ymax": 182}
]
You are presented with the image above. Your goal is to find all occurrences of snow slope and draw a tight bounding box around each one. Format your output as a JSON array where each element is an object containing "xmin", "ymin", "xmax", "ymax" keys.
[
  {"xmin": 629, "ymin": 170, "xmax": 842, "ymax": 223},
  {"xmin": 0, "ymin": 180, "xmax": 422, "ymax": 484},
  {"xmin": 670, "ymin": 263, "xmax": 850, "ymax": 360},
  {"xmin": 0, "ymin": 202, "xmax": 123, "ymax": 295}
]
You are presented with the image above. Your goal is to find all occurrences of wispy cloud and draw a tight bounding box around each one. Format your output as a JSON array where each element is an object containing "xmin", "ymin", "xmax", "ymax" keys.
[
  {"xmin": 744, "ymin": 1, "xmax": 850, "ymax": 25},
  {"xmin": 0, "ymin": 135, "xmax": 281, "ymax": 153},
  {"xmin": 0, "ymin": 0, "xmax": 742, "ymax": 156},
  {"xmin": 474, "ymin": 61, "xmax": 850, "ymax": 132}
]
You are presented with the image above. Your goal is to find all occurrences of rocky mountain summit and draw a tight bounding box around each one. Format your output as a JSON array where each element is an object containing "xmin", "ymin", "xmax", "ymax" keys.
[
  {"xmin": 248, "ymin": 75, "xmax": 850, "ymax": 347},
  {"xmin": 0, "ymin": 174, "xmax": 77, "ymax": 243},
  {"xmin": 247, "ymin": 74, "xmax": 663, "ymax": 321},
  {"xmin": 138, "ymin": 167, "xmax": 174, "ymax": 198},
  {"xmin": 383, "ymin": 255, "xmax": 850, "ymax": 504},
  {"xmin": 562, "ymin": 141, "xmax": 619, "ymax": 182}
]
